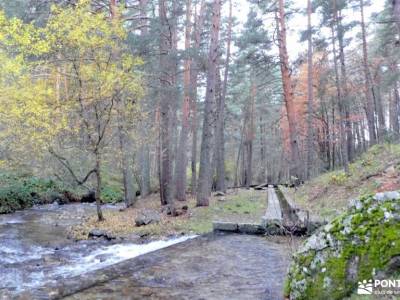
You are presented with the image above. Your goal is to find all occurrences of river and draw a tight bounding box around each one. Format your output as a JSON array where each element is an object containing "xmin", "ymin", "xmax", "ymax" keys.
[{"xmin": 0, "ymin": 203, "xmax": 293, "ymax": 300}]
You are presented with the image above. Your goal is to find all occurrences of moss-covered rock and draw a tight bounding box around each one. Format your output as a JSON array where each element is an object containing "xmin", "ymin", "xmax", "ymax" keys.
[{"xmin": 285, "ymin": 191, "xmax": 400, "ymax": 300}]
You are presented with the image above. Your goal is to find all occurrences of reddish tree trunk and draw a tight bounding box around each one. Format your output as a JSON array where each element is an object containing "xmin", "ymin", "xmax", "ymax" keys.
[{"xmin": 276, "ymin": 0, "xmax": 301, "ymax": 180}]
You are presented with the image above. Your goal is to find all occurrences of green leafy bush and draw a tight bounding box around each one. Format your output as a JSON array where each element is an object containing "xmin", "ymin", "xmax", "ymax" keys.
[
  {"xmin": 101, "ymin": 185, "xmax": 123, "ymax": 203},
  {"xmin": 0, "ymin": 183, "xmax": 36, "ymax": 213},
  {"xmin": 0, "ymin": 172, "xmax": 64, "ymax": 213}
]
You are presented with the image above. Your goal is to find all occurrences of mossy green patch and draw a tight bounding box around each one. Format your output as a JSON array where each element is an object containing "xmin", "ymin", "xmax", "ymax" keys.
[{"xmin": 286, "ymin": 193, "xmax": 400, "ymax": 300}]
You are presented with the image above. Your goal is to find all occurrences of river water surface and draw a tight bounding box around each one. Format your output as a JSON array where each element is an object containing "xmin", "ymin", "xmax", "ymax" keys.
[
  {"xmin": 0, "ymin": 203, "xmax": 194, "ymax": 297},
  {"xmin": 0, "ymin": 203, "xmax": 293, "ymax": 300}
]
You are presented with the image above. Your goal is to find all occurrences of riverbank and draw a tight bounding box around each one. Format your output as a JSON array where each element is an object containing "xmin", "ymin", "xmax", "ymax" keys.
[
  {"xmin": 282, "ymin": 144, "xmax": 400, "ymax": 220},
  {"xmin": 68, "ymin": 189, "xmax": 267, "ymax": 240}
]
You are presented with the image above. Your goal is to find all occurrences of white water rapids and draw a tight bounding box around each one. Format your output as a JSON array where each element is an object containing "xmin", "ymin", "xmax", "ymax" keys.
[{"xmin": 0, "ymin": 204, "xmax": 196, "ymax": 293}]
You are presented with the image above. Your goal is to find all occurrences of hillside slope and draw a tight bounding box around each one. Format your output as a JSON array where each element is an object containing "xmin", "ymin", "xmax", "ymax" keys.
[{"xmin": 284, "ymin": 143, "xmax": 400, "ymax": 219}]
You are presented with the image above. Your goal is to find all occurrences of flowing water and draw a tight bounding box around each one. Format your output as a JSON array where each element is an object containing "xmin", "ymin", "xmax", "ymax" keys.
[
  {"xmin": 0, "ymin": 203, "xmax": 194, "ymax": 298},
  {"xmin": 0, "ymin": 202, "xmax": 294, "ymax": 300}
]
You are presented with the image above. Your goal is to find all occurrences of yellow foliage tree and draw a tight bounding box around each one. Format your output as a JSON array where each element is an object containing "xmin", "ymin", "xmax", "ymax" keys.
[{"xmin": 0, "ymin": 1, "xmax": 144, "ymax": 221}]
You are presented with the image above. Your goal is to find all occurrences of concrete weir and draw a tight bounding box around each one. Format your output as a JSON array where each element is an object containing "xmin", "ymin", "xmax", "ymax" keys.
[
  {"xmin": 213, "ymin": 185, "xmax": 324, "ymax": 236},
  {"xmin": 213, "ymin": 186, "xmax": 284, "ymax": 235},
  {"xmin": 262, "ymin": 186, "xmax": 283, "ymax": 224}
]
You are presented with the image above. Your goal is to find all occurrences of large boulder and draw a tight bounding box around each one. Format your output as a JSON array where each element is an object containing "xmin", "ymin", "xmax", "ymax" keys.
[
  {"xmin": 285, "ymin": 191, "xmax": 400, "ymax": 300},
  {"xmin": 135, "ymin": 209, "xmax": 161, "ymax": 226}
]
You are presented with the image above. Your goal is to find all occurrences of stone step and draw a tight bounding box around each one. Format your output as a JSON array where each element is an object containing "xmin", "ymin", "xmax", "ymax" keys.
[{"xmin": 212, "ymin": 221, "xmax": 265, "ymax": 235}]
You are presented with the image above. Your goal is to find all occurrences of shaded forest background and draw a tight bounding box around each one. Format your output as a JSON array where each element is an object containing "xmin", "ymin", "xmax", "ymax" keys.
[{"xmin": 0, "ymin": 0, "xmax": 399, "ymax": 220}]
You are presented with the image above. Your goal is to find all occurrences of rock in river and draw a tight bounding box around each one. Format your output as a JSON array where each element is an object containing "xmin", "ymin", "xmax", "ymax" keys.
[
  {"xmin": 88, "ymin": 229, "xmax": 116, "ymax": 240},
  {"xmin": 285, "ymin": 191, "xmax": 400, "ymax": 300}
]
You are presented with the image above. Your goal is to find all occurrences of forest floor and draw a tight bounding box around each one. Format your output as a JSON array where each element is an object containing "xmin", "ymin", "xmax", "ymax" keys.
[
  {"xmin": 283, "ymin": 143, "xmax": 400, "ymax": 220},
  {"xmin": 68, "ymin": 188, "xmax": 267, "ymax": 240}
]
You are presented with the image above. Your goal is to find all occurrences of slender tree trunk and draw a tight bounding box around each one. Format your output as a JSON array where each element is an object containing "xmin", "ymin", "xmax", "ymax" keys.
[
  {"xmin": 190, "ymin": 0, "xmax": 206, "ymax": 194},
  {"xmin": 391, "ymin": 86, "xmax": 400, "ymax": 136},
  {"xmin": 330, "ymin": 23, "xmax": 349, "ymax": 174},
  {"xmin": 331, "ymin": 105, "xmax": 336, "ymax": 170},
  {"xmin": 138, "ymin": 0, "xmax": 151, "ymax": 197},
  {"xmin": 155, "ymin": 106, "xmax": 164, "ymax": 204},
  {"xmin": 118, "ymin": 113, "xmax": 136, "ymax": 207},
  {"xmin": 306, "ymin": 0, "xmax": 314, "ymax": 179},
  {"xmin": 372, "ymin": 68, "xmax": 386, "ymax": 140},
  {"xmin": 259, "ymin": 115, "xmax": 267, "ymax": 182},
  {"xmin": 197, "ymin": 0, "xmax": 221, "ymax": 206},
  {"xmin": 158, "ymin": 0, "xmax": 175, "ymax": 214},
  {"xmin": 213, "ymin": 0, "xmax": 232, "ymax": 193},
  {"xmin": 175, "ymin": 0, "xmax": 192, "ymax": 201},
  {"xmin": 334, "ymin": 5, "xmax": 354, "ymax": 161},
  {"xmin": 276, "ymin": 0, "xmax": 301, "ymax": 181},
  {"xmin": 110, "ymin": 0, "xmax": 135, "ymax": 208},
  {"xmin": 139, "ymin": 145, "xmax": 150, "ymax": 197},
  {"xmin": 359, "ymin": 0, "xmax": 377, "ymax": 145},
  {"xmin": 95, "ymin": 150, "xmax": 104, "ymax": 221},
  {"xmin": 389, "ymin": 61, "xmax": 400, "ymax": 138},
  {"xmin": 212, "ymin": 68, "xmax": 223, "ymax": 190},
  {"xmin": 244, "ymin": 73, "xmax": 256, "ymax": 188},
  {"xmin": 234, "ymin": 121, "xmax": 245, "ymax": 187}
]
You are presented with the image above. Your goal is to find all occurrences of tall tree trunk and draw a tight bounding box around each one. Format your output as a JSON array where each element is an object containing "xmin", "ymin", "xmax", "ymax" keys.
[
  {"xmin": 244, "ymin": 73, "xmax": 256, "ymax": 188},
  {"xmin": 169, "ymin": 0, "xmax": 179, "ymax": 200},
  {"xmin": 158, "ymin": 0, "xmax": 175, "ymax": 214},
  {"xmin": 213, "ymin": 0, "xmax": 232, "ymax": 193},
  {"xmin": 190, "ymin": 0, "xmax": 206, "ymax": 194},
  {"xmin": 330, "ymin": 23, "xmax": 349, "ymax": 174},
  {"xmin": 138, "ymin": 0, "xmax": 151, "ymax": 197},
  {"xmin": 276, "ymin": 0, "xmax": 301, "ymax": 181},
  {"xmin": 212, "ymin": 68, "xmax": 222, "ymax": 191},
  {"xmin": 110, "ymin": 0, "xmax": 136, "ymax": 208},
  {"xmin": 196, "ymin": 0, "xmax": 221, "ymax": 206},
  {"xmin": 306, "ymin": 0, "xmax": 314, "ymax": 179},
  {"xmin": 175, "ymin": 0, "xmax": 192, "ymax": 201},
  {"xmin": 334, "ymin": 5, "xmax": 354, "ymax": 161},
  {"xmin": 359, "ymin": 0, "xmax": 377, "ymax": 145}
]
